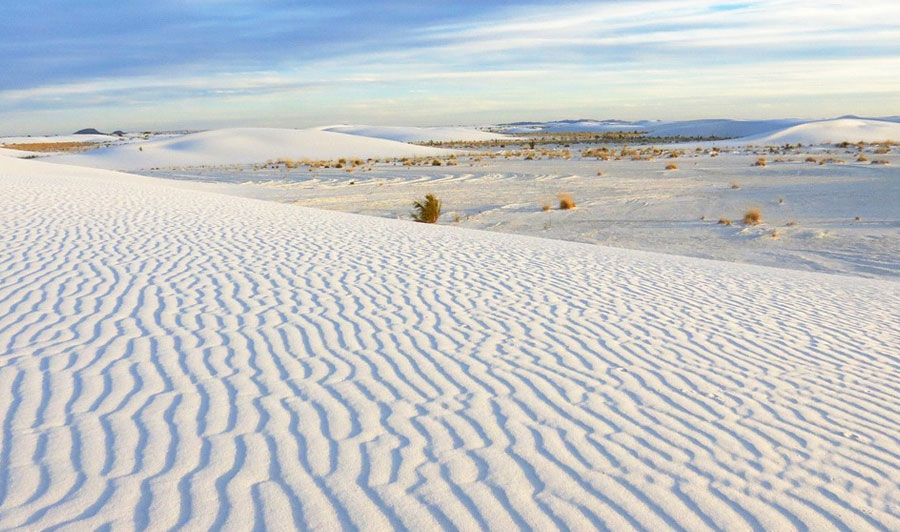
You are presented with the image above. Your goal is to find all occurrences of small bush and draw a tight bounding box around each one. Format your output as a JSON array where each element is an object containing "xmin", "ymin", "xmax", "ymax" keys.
[
  {"xmin": 411, "ymin": 194, "xmax": 442, "ymax": 223},
  {"xmin": 871, "ymin": 159, "xmax": 890, "ymax": 165},
  {"xmin": 666, "ymin": 163, "xmax": 678, "ymax": 170},
  {"xmin": 541, "ymin": 203, "xmax": 552, "ymax": 212},
  {"xmin": 857, "ymin": 154, "xmax": 868, "ymax": 162},
  {"xmin": 742, "ymin": 208, "xmax": 762, "ymax": 226},
  {"xmin": 718, "ymin": 218, "xmax": 732, "ymax": 226},
  {"xmin": 731, "ymin": 181, "xmax": 740, "ymax": 189},
  {"xmin": 754, "ymin": 158, "xmax": 767, "ymax": 167},
  {"xmin": 805, "ymin": 156, "xmax": 817, "ymax": 163},
  {"xmin": 558, "ymin": 193, "xmax": 576, "ymax": 210}
]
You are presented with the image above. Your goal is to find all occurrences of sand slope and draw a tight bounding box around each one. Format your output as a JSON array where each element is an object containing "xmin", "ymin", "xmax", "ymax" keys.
[
  {"xmin": 48, "ymin": 127, "xmax": 453, "ymax": 170},
  {"xmin": 1, "ymin": 155, "xmax": 899, "ymax": 530},
  {"xmin": 738, "ymin": 118, "xmax": 900, "ymax": 145}
]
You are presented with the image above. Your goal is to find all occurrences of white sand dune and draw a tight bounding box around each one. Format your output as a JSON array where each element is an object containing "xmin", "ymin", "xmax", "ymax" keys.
[
  {"xmin": 0, "ymin": 148, "xmax": 39, "ymax": 159},
  {"xmin": 47, "ymin": 127, "xmax": 453, "ymax": 171},
  {"xmin": 1, "ymin": 154, "xmax": 899, "ymax": 531},
  {"xmin": 737, "ymin": 118, "xmax": 900, "ymax": 145},
  {"xmin": 645, "ymin": 119, "xmax": 806, "ymax": 139},
  {"xmin": 324, "ymin": 125, "xmax": 509, "ymax": 143}
]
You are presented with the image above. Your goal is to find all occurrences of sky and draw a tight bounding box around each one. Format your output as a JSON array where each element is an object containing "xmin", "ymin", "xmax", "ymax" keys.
[{"xmin": 2, "ymin": 0, "xmax": 899, "ymax": 135}]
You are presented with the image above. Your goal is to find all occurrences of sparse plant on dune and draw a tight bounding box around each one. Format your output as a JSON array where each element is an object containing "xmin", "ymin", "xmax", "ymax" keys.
[
  {"xmin": 743, "ymin": 208, "xmax": 762, "ymax": 226},
  {"xmin": 411, "ymin": 194, "xmax": 442, "ymax": 223},
  {"xmin": 731, "ymin": 181, "xmax": 740, "ymax": 189},
  {"xmin": 666, "ymin": 163, "xmax": 678, "ymax": 170},
  {"xmin": 754, "ymin": 158, "xmax": 767, "ymax": 167},
  {"xmin": 558, "ymin": 193, "xmax": 576, "ymax": 210},
  {"xmin": 718, "ymin": 218, "xmax": 732, "ymax": 226}
]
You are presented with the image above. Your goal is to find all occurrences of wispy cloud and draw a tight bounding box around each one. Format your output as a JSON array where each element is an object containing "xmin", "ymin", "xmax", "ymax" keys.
[{"xmin": 2, "ymin": 0, "xmax": 899, "ymax": 134}]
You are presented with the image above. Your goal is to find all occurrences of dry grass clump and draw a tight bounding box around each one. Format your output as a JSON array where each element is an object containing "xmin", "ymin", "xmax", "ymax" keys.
[
  {"xmin": 730, "ymin": 181, "xmax": 740, "ymax": 189},
  {"xmin": 871, "ymin": 159, "xmax": 891, "ymax": 165},
  {"xmin": 558, "ymin": 193, "xmax": 576, "ymax": 210},
  {"xmin": 411, "ymin": 194, "xmax": 442, "ymax": 223},
  {"xmin": 718, "ymin": 218, "xmax": 732, "ymax": 226},
  {"xmin": 805, "ymin": 156, "xmax": 817, "ymax": 163},
  {"xmin": 857, "ymin": 154, "xmax": 868, "ymax": 162},
  {"xmin": 742, "ymin": 208, "xmax": 762, "ymax": 226},
  {"xmin": 753, "ymin": 157, "xmax": 767, "ymax": 167},
  {"xmin": 874, "ymin": 145, "xmax": 891, "ymax": 154},
  {"xmin": 665, "ymin": 162, "xmax": 678, "ymax": 170},
  {"xmin": 1, "ymin": 141, "xmax": 100, "ymax": 153},
  {"xmin": 541, "ymin": 203, "xmax": 552, "ymax": 212}
]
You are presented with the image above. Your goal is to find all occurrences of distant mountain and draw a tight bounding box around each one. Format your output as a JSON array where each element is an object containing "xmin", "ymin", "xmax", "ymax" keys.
[{"xmin": 74, "ymin": 128, "xmax": 106, "ymax": 135}]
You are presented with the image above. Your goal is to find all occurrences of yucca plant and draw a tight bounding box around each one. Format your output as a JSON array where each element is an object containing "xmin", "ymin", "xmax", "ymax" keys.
[{"xmin": 411, "ymin": 194, "xmax": 442, "ymax": 223}]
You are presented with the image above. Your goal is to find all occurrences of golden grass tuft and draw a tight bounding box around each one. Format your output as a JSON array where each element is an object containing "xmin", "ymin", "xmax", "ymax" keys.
[
  {"xmin": 1, "ymin": 141, "xmax": 100, "ymax": 153},
  {"xmin": 666, "ymin": 163, "xmax": 678, "ymax": 170},
  {"xmin": 411, "ymin": 194, "xmax": 442, "ymax": 223},
  {"xmin": 558, "ymin": 193, "xmax": 576, "ymax": 210},
  {"xmin": 718, "ymin": 218, "xmax": 732, "ymax": 226},
  {"xmin": 742, "ymin": 208, "xmax": 762, "ymax": 226},
  {"xmin": 730, "ymin": 181, "xmax": 740, "ymax": 189},
  {"xmin": 754, "ymin": 157, "xmax": 767, "ymax": 167}
]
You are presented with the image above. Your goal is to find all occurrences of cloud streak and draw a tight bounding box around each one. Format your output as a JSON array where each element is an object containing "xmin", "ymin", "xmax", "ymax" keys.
[{"xmin": 2, "ymin": 0, "xmax": 899, "ymax": 134}]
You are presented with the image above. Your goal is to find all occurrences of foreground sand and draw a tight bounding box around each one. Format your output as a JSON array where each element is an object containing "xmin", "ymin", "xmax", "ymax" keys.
[{"xmin": 1, "ymin": 155, "xmax": 899, "ymax": 531}]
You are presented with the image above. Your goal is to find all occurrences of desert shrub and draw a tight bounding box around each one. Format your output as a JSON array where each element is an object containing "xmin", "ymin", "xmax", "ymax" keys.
[
  {"xmin": 431, "ymin": 159, "xmax": 442, "ymax": 166},
  {"xmin": 731, "ymin": 181, "xmax": 740, "ymax": 189},
  {"xmin": 805, "ymin": 156, "xmax": 817, "ymax": 163},
  {"xmin": 874, "ymin": 146, "xmax": 891, "ymax": 154},
  {"xmin": 718, "ymin": 218, "xmax": 732, "ymax": 226},
  {"xmin": 742, "ymin": 208, "xmax": 762, "ymax": 225},
  {"xmin": 558, "ymin": 193, "xmax": 576, "ymax": 210},
  {"xmin": 871, "ymin": 159, "xmax": 890, "ymax": 165},
  {"xmin": 754, "ymin": 158, "xmax": 767, "ymax": 167},
  {"xmin": 666, "ymin": 163, "xmax": 678, "ymax": 170},
  {"xmin": 857, "ymin": 154, "xmax": 868, "ymax": 162},
  {"xmin": 411, "ymin": 194, "xmax": 442, "ymax": 223}
]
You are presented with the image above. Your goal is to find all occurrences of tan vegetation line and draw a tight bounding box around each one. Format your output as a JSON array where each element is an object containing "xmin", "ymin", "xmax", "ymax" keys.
[{"xmin": 0, "ymin": 141, "xmax": 101, "ymax": 152}]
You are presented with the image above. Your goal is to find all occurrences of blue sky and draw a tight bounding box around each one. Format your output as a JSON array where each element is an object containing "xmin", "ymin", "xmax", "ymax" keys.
[{"xmin": 2, "ymin": 0, "xmax": 899, "ymax": 134}]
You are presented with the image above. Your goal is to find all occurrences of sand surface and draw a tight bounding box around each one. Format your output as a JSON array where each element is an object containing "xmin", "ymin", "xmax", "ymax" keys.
[{"xmin": 1, "ymin": 153, "xmax": 899, "ymax": 530}]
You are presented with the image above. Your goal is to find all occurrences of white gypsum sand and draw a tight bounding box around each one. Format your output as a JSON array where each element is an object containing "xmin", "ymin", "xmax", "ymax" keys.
[
  {"xmin": 1, "ymin": 153, "xmax": 899, "ymax": 530},
  {"xmin": 47, "ymin": 127, "xmax": 457, "ymax": 171}
]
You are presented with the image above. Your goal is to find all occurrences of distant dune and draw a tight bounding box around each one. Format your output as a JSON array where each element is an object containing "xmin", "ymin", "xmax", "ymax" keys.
[
  {"xmin": 736, "ymin": 118, "xmax": 900, "ymax": 145},
  {"xmin": 48, "ymin": 127, "xmax": 454, "ymax": 170}
]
